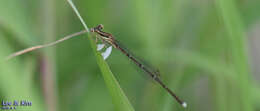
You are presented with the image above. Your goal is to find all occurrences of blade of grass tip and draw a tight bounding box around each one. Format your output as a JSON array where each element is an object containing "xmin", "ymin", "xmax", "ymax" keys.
[
  {"xmin": 215, "ymin": 0, "xmax": 252, "ymax": 111},
  {"xmin": 66, "ymin": 0, "xmax": 134, "ymax": 111}
]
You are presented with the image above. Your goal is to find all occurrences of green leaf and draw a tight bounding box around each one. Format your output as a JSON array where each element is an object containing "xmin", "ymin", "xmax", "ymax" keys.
[
  {"xmin": 88, "ymin": 33, "xmax": 135, "ymax": 111},
  {"xmin": 67, "ymin": 0, "xmax": 135, "ymax": 110}
]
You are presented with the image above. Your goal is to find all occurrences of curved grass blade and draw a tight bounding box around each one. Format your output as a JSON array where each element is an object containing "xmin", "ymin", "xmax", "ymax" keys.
[
  {"xmin": 67, "ymin": 0, "xmax": 134, "ymax": 110},
  {"xmin": 89, "ymin": 35, "xmax": 134, "ymax": 111}
]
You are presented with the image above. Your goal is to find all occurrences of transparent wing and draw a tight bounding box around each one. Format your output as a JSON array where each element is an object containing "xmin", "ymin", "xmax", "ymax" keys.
[
  {"xmin": 101, "ymin": 46, "xmax": 112, "ymax": 60},
  {"xmin": 97, "ymin": 44, "xmax": 105, "ymax": 51},
  {"xmin": 96, "ymin": 43, "xmax": 112, "ymax": 60}
]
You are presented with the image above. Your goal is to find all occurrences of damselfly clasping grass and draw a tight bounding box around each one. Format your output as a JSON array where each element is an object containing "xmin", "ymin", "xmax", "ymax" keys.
[{"xmin": 91, "ymin": 24, "xmax": 187, "ymax": 108}]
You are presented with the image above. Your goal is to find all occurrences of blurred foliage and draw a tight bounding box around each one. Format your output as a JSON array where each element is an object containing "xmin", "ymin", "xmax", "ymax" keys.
[{"xmin": 0, "ymin": 0, "xmax": 259, "ymax": 111}]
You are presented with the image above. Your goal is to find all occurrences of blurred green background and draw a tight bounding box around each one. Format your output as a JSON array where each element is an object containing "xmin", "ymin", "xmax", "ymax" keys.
[{"xmin": 0, "ymin": 0, "xmax": 260, "ymax": 111}]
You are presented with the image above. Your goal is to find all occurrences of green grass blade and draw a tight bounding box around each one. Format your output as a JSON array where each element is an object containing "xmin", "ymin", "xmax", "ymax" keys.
[
  {"xmin": 88, "ymin": 34, "xmax": 135, "ymax": 111},
  {"xmin": 67, "ymin": 0, "xmax": 134, "ymax": 110},
  {"xmin": 215, "ymin": 0, "xmax": 253, "ymax": 111}
]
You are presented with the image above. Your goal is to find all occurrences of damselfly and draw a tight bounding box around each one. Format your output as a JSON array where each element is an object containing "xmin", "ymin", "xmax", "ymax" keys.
[{"xmin": 91, "ymin": 24, "xmax": 187, "ymax": 108}]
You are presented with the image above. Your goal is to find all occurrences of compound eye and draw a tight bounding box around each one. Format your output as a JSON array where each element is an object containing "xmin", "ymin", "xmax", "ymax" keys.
[{"xmin": 98, "ymin": 24, "xmax": 104, "ymax": 30}]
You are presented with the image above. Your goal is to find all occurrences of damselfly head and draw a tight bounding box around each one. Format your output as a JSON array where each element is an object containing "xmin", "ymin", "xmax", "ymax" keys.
[
  {"xmin": 90, "ymin": 24, "xmax": 104, "ymax": 32},
  {"xmin": 97, "ymin": 24, "xmax": 104, "ymax": 30}
]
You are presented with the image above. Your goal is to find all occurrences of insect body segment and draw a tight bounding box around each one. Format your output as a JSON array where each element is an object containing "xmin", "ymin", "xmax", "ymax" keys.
[{"xmin": 91, "ymin": 24, "xmax": 187, "ymax": 108}]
